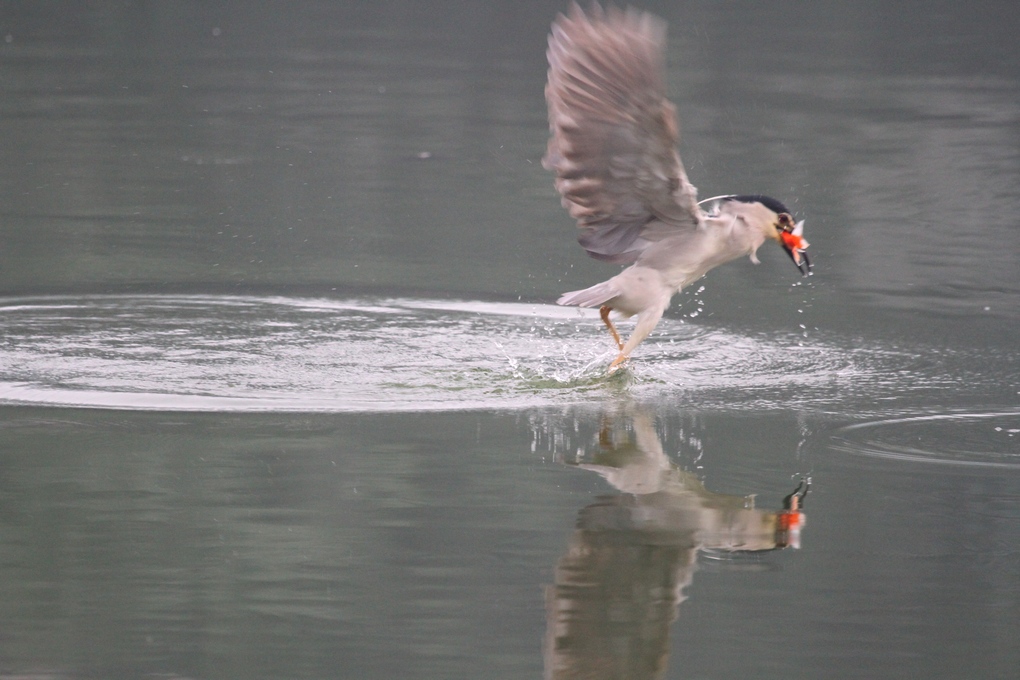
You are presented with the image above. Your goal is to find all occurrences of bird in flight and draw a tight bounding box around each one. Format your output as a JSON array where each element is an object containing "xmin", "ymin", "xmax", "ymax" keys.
[{"xmin": 543, "ymin": 4, "xmax": 810, "ymax": 371}]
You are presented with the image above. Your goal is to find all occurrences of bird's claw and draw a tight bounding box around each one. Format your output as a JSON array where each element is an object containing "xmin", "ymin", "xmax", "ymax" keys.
[{"xmin": 607, "ymin": 354, "xmax": 629, "ymax": 374}]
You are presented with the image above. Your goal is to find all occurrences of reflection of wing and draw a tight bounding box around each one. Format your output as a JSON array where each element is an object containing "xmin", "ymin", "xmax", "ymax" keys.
[
  {"xmin": 543, "ymin": 4, "xmax": 701, "ymax": 265},
  {"xmin": 545, "ymin": 495, "xmax": 696, "ymax": 680}
]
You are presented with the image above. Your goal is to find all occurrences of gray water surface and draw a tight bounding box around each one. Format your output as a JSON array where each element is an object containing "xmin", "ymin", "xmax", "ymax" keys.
[{"xmin": 1, "ymin": 2, "xmax": 1018, "ymax": 679}]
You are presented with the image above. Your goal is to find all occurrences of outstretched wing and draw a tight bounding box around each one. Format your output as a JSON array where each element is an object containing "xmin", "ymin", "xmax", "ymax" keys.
[{"xmin": 543, "ymin": 3, "xmax": 700, "ymax": 265}]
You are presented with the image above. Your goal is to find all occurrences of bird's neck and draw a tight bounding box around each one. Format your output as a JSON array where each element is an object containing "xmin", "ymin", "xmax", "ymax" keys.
[
  {"xmin": 659, "ymin": 218, "xmax": 764, "ymax": 290},
  {"xmin": 706, "ymin": 213, "xmax": 769, "ymax": 263}
]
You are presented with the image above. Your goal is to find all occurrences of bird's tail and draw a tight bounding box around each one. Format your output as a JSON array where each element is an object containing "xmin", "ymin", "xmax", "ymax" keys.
[{"xmin": 557, "ymin": 281, "xmax": 619, "ymax": 308}]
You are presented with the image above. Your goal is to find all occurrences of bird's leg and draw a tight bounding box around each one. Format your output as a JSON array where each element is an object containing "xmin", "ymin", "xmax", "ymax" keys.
[
  {"xmin": 599, "ymin": 305, "xmax": 624, "ymax": 351},
  {"xmin": 608, "ymin": 306, "xmax": 666, "ymax": 373}
]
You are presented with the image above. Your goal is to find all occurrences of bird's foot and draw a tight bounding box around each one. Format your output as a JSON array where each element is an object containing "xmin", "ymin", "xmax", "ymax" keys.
[{"xmin": 607, "ymin": 353, "xmax": 629, "ymax": 374}]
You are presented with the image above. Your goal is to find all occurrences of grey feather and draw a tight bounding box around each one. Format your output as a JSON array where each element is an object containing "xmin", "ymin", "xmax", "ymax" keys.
[
  {"xmin": 544, "ymin": 3, "xmax": 700, "ymax": 265},
  {"xmin": 557, "ymin": 280, "xmax": 620, "ymax": 308}
]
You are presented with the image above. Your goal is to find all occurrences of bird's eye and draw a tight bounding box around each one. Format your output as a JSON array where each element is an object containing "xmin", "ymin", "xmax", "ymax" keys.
[{"xmin": 777, "ymin": 213, "xmax": 794, "ymax": 232}]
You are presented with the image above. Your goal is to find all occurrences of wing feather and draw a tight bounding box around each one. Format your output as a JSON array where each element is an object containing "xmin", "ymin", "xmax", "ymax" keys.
[{"xmin": 543, "ymin": 3, "xmax": 700, "ymax": 264}]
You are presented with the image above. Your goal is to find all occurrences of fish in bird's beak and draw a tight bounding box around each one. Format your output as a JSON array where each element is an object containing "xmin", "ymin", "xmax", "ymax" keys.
[{"xmin": 779, "ymin": 218, "xmax": 811, "ymax": 276}]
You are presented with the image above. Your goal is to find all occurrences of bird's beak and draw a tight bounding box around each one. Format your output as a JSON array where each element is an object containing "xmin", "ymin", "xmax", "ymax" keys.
[{"xmin": 780, "ymin": 220, "xmax": 811, "ymax": 276}]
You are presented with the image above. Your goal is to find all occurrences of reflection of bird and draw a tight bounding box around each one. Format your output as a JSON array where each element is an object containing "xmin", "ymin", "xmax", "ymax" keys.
[
  {"xmin": 545, "ymin": 406, "xmax": 809, "ymax": 679},
  {"xmin": 544, "ymin": 4, "xmax": 811, "ymax": 370}
]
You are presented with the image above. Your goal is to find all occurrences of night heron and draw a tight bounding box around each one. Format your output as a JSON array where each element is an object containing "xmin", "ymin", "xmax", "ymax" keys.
[{"xmin": 544, "ymin": 4, "xmax": 810, "ymax": 371}]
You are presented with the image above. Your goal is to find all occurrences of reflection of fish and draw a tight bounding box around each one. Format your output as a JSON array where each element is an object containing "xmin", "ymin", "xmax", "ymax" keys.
[
  {"xmin": 545, "ymin": 406, "xmax": 807, "ymax": 680},
  {"xmin": 544, "ymin": 4, "xmax": 811, "ymax": 371}
]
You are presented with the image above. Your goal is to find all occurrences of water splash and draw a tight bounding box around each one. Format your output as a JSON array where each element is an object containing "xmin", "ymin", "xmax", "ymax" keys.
[{"xmin": 0, "ymin": 294, "xmax": 1010, "ymax": 414}]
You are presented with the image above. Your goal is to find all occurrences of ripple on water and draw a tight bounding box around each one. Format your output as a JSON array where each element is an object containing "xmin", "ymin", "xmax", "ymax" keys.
[
  {"xmin": 831, "ymin": 412, "xmax": 1020, "ymax": 468},
  {"xmin": 0, "ymin": 294, "xmax": 1009, "ymax": 413}
]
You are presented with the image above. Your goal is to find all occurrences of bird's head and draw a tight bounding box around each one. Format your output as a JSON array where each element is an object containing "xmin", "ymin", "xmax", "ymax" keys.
[{"xmin": 699, "ymin": 194, "xmax": 812, "ymax": 276}]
